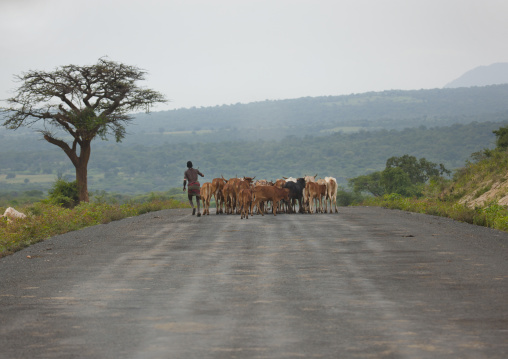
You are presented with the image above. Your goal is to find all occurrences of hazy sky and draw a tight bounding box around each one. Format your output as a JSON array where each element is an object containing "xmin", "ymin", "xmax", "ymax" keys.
[{"xmin": 1, "ymin": 0, "xmax": 508, "ymax": 110}]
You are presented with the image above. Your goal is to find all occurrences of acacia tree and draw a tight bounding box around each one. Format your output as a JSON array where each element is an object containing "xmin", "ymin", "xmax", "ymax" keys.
[
  {"xmin": 0, "ymin": 58, "xmax": 167, "ymax": 202},
  {"xmin": 349, "ymin": 155, "xmax": 451, "ymax": 197},
  {"xmin": 385, "ymin": 155, "xmax": 450, "ymax": 184}
]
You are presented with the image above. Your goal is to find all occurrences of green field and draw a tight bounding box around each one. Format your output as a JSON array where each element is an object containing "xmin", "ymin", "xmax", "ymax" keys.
[{"xmin": 0, "ymin": 174, "xmax": 55, "ymax": 184}]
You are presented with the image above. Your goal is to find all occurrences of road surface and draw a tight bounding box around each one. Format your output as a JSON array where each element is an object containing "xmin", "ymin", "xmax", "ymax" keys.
[{"xmin": 1, "ymin": 207, "xmax": 507, "ymax": 358}]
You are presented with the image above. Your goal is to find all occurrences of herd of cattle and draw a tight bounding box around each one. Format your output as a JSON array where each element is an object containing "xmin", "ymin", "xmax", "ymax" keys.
[{"xmin": 199, "ymin": 175, "xmax": 338, "ymax": 218}]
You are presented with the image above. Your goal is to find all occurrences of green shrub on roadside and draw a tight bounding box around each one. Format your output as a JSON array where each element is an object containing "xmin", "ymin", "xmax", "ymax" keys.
[
  {"xmin": 46, "ymin": 178, "xmax": 79, "ymax": 208},
  {"xmin": 478, "ymin": 202, "xmax": 508, "ymax": 230},
  {"xmin": 0, "ymin": 198, "xmax": 188, "ymax": 257},
  {"xmin": 336, "ymin": 187, "xmax": 364, "ymax": 206}
]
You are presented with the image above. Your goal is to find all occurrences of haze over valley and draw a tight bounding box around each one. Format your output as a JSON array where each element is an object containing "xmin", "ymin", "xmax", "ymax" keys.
[{"xmin": 2, "ymin": 78, "xmax": 508, "ymax": 195}]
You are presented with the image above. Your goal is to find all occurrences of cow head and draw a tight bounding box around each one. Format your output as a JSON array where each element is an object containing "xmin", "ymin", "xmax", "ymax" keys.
[
  {"xmin": 304, "ymin": 174, "xmax": 317, "ymax": 183},
  {"xmin": 243, "ymin": 176, "xmax": 255, "ymax": 183}
]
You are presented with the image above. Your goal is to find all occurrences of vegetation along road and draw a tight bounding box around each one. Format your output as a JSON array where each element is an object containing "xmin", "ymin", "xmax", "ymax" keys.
[{"xmin": 1, "ymin": 207, "xmax": 507, "ymax": 358}]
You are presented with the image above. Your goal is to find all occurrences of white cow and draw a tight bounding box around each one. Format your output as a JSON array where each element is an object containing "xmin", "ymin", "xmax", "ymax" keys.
[
  {"xmin": 282, "ymin": 176, "xmax": 297, "ymax": 183},
  {"xmin": 303, "ymin": 174, "xmax": 317, "ymax": 183},
  {"xmin": 1, "ymin": 207, "xmax": 27, "ymax": 222}
]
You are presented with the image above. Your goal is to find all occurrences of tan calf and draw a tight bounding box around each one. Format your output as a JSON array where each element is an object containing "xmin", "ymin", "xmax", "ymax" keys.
[
  {"xmin": 324, "ymin": 176, "xmax": 339, "ymax": 213},
  {"xmin": 305, "ymin": 182, "xmax": 327, "ymax": 213},
  {"xmin": 200, "ymin": 182, "xmax": 213, "ymax": 215}
]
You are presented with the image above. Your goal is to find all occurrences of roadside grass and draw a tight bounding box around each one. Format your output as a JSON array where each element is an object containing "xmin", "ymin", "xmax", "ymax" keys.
[
  {"xmin": 361, "ymin": 194, "xmax": 508, "ymax": 232},
  {"xmin": 0, "ymin": 199, "xmax": 189, "ymax": 258}
]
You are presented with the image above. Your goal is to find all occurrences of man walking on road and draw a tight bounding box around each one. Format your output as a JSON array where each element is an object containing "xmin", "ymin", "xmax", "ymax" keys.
[{"xmin": 183, "ymin": 161, "xmax": 204, "ymax": 217}]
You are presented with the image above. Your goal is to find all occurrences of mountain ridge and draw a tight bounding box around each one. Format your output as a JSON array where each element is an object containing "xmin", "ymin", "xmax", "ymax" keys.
[{"xmin": 444, "ymin": 62, "xmax": 508, "ymax": 88}]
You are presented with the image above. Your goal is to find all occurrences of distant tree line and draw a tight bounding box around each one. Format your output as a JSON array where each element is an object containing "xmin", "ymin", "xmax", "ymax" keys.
[
  {"xmin": 0, "ymin": 121, "xmax": 502, "ymax": 195},
  {"xmin": 347, "ymin": 124, "xmax": 508, "ymax": 199}
]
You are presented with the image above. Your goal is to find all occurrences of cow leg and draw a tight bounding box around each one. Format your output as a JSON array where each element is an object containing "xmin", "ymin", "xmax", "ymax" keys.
[
  {"xmin": 250, "ymin": 199, "xmax": 257, "ymax": 216},
  {"xmin": 253, "ymin": 199, "xmax": 264, "ymax": 216}
]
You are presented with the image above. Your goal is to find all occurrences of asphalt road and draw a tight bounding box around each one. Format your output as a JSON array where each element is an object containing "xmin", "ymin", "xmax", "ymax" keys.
[{"xmin": 1, "ymin": 207, "xmax": 507, "ymax": 359}]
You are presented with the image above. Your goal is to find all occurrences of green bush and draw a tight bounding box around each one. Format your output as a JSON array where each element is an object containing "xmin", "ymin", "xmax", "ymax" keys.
[
  {"xmin": 47, "ymin": 178, "xmax": 79, "ymax": 208},
  {"xmin": 336, "ymin": 188, "xmax": 364, "ymax": 206},
  {"xmin": 478, "ymin": 202, "xmax": 508, "ymax": 230}
]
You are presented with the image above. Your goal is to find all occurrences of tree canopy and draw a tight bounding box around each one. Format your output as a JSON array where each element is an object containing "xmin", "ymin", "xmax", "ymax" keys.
[
  {"xmin": 493, "ymin": 125, "xmax": 508, "ymax": 149},
  {"xmin": 349, "ymin": 155, "xmax": 450, "ymax": 197},
  {"xmin": 1, "ymin": 58, "xmax": 167, "ymax": 202}
]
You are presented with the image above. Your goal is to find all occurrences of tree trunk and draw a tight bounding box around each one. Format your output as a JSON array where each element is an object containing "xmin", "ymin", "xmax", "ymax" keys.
[
  {"xmin": 43, "ymin": 135, "xmax": 92, "ymax": 203},
  {"xmin": 75, "ymin": 141, "xmax": 91, "ymax": 203},
  {"xmin": 76, "ymin": 161, "xmax": 89, "ymax": 203}
]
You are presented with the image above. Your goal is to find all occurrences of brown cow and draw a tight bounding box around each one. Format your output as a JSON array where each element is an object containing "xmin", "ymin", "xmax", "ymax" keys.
[
  {"xmin": 274, "ymin": 179, "xmax": 288, "ymax": 213},
  {"xmin": 200, "ymin": 182, "xmax": 212, "ymax": 215},
  {"xmin": 274, "ymin": 179, "xmax": 286, "ymax": 188},
  {"xmin": 211, "ymin": 177, "xmax": 227, "ymax": 214},
  {"xmin": 223, "ymin": 177, "xmax": 241, "ymax": 214},
  {"xmin": 251, "ymin": 186, "xmax": 290, "ymax": 216},
  {"xmin": 234, "ymin": 176, "xmax": 255, "ymax": 214},
  {"xmin": 222, "ymin": 180, "xmax": 234, "ymax": 214},
  {"xmin": 238, "ymin": 188, "xmax": 253, "ymax": 219}
]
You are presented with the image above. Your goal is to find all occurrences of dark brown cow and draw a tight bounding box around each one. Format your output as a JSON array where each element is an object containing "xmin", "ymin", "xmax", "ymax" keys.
[{"xmin": 251, "ymin": 186, "xmax": 290, "ymax": 216}]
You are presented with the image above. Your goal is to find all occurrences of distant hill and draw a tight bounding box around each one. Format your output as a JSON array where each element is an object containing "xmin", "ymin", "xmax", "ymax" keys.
[
  {"xmin": 3, "ymin": 85, "xmax": 508, "ymax": 149},
  {"xmin": 2, "ymin": 85, "xmax": 508, "ymax": 196},
  {"xmin": 444, "ymin": 63, "xmax": 508, "ymax": 88}
]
